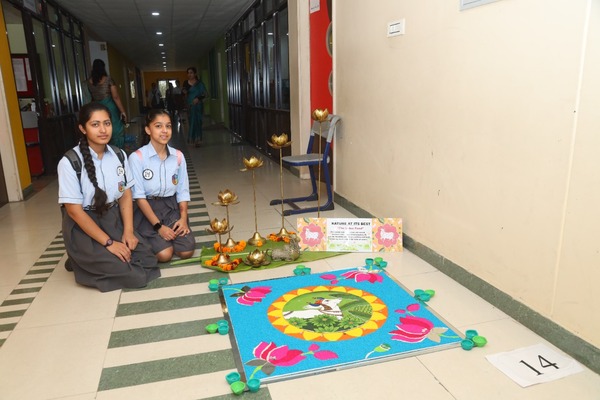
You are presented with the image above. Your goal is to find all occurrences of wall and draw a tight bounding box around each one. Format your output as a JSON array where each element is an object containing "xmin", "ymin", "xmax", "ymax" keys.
[
  {"xmin": 143, "ymin": 71, "xmax": 188, "ymax": 97},
  {"xmin": 209, "ymin": 37, "xmax": 229, "ymax": 126},
  {"xmin": 289, "ymin": 0, "xmax": 313, "ymax": 164},
  {"xmin": 333, "ymin": 0, "xmax": 600, "ymax": 349},
  {"xmin": 106, "ymin": 46, "xmax": 139, "ymax": 118}
]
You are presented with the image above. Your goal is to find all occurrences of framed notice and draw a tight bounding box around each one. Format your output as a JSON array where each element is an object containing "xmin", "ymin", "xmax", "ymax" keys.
[{"xmin": 297, "ymin": 217, "xmax": 402, "ymax": 252}]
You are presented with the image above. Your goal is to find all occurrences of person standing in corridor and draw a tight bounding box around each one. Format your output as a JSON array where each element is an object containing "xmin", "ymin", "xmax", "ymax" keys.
[
  {"xmin": 86, "ymin": 59, "xmax": 127, "ymax": 148},
  {"xmin": 182, "ymin": 67, "xmax": 207, "ymax": 147}
]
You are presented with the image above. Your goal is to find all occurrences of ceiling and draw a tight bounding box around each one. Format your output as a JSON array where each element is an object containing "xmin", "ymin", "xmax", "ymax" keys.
[{"xmin": 53, "ymin": 0, "xmax": 255, "ymax": 71}]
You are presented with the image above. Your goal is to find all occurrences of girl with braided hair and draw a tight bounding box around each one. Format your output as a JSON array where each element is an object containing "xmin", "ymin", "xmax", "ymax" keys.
[{"xmin": 58, "ymin": 102, "xmax": 159, "ymax": 292}]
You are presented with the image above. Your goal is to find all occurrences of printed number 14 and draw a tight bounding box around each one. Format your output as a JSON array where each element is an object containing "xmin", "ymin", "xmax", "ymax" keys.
[{"xmin": 519, "ymin": 355, "xmax": 560, "ymax": 376}]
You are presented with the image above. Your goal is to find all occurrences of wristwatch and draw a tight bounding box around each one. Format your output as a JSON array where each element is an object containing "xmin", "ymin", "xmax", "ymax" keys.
[
  {"xmin": 153, "ymin": 222, "xmax": 162, "ymax": 231},
  {"xmin": 104, "ymin": 238, "xmax": 114, "ymax": 247}
]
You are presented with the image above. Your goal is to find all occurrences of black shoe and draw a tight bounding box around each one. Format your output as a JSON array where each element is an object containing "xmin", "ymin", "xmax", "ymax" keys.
[{"xmin": 65, "ymin": 258, "xmax": 74, "ymax": 272}]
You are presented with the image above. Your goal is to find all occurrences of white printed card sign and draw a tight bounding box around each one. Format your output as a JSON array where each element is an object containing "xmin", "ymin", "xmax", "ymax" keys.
[
  {"xmin": 297, "ymin": 217, "xmax": 402, "ymax": 252},
  {"xmin": 486, "ymin": 343, "xmax": 583, "ymax": 387}
]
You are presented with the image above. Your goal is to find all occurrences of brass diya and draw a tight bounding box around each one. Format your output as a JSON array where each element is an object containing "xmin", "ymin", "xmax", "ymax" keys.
[
  {"xmin": 206, "ymin": 218, "xmax": 233, "ymax": 265},
  {"xmin": 311, "ymin": 108, "xmax": 329, "ymax": 217},
  {"xmin": 243, "ymin": 249, "xmax": 271, "ymax": 268},
  {"xmin": 267, "ymin": 133, "xmax": 293, "ymax": 238},
  {"xmin": 212, "ymin": 189, "xmax": 240, "ymax": 248},
  {"xmin": 241, "ymin": 156, "xmax": 266, "ymax": 246}
]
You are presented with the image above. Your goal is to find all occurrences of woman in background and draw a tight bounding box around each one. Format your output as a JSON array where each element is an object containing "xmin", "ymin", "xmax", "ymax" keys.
[
  {"xmin": 87, "ymin": 59, "xmax": 127, "ymax": 148},
  {"xmin": 182, "ymin": 67, "xmax": 207, "ymax": 147},
  {"xmin": 58, "ymin": 102, "xmax": 159, "ymax": 292}
]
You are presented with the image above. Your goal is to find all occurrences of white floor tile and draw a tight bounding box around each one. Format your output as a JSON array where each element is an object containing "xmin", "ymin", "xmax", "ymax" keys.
[{"xmin": 0, "ymin": 318, "xmax": 113, "ymax": 399}]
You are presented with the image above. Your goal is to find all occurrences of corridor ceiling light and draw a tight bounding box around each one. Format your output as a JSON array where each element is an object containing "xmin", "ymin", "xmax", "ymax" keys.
[
  {"xmin": 152, "ymin": 12, "xmax": 160, "ymax": 16},
  {"xmin": 158, "ymin": 43, "xmax": 164, "ymax": 47},
  {"xmin": 156, "ymin": 32, "xmax": 162, "ymax": 35}
]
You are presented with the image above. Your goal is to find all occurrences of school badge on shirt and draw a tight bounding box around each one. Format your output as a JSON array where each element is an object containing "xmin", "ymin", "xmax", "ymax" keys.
[
  {"xmin": 143, "ymin": 169, "xmax": 154, "ymax": 180},
  {"xmin": 172, "ymin": 174, "xmax": 179, "ymax": 185},
  {"xmin": 118, "ymin": 181, "xmax": 126, "ymax": 192}
]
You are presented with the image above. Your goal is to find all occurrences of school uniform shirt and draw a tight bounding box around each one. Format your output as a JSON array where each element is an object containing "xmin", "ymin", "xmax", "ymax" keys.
[
  {"xmin": 129, "ymin": 143, "xmax": 190, "ymax": 202},
  {"xmin": 58, "ymin": 145, "xmax": 133, "ymax": 207}
]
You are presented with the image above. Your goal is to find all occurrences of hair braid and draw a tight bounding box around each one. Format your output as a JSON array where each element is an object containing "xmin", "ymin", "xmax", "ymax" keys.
[{"xmin": 79, "ymin": 135, "xmax": 108, "ymax": 215}]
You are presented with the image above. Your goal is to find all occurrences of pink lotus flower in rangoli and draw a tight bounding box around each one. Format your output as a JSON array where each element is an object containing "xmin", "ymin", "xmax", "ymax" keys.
[
  {"xmin": 300, "ymin": 224, "xmax": 325, "ymax": 247},
  {"xmin": 390, "ymin": 315, "xmax": 434, "ymax": 343},
  {"xmin": 375, "ymin": 224, "xmax": 400, "ymax": 248},
  {"xmin": 391, "ymin": 303, "xmax": 451, "ymax": 343},
  {"xmin": 246, "ymin": 341, "xmax": 339, "ymax": 379},
  {"xmin": 253, "ymin": 341, "xmax": 306, "ymax": 366},
  {"xmin": 231, "ymin": 285, "xmax": 272, "ymax": 306}
]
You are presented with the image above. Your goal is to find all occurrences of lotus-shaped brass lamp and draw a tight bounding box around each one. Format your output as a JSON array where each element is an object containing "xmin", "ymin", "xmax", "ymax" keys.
[
  {"xmin": 311, "ymin": 108, "xmax": 329, "ymax": 122},
  {"xmin": 244, "ymin": 249, "xmax": 270, "ymax": 268},
  {"xmin": 207, "ymin": 218, "xmax": 229, "ymax": 234},
  {"xmin": 267, "ymin": 133, "xmax": 291, "ymax": 149},
  {"xmin": 212, "ymin": 190, "xmax": 240, "ymax": 248},
  {"xmin": 207, "ymin": 218, "xmax": 233, "ymax": 265},
  {"xmin": 214, "ymin": 189, "xmax": 239, "ymax": 206},
  {"xmin": 240, "ymin": 156, "xmax": 264, "ymax": 171},
  {"xmin": 240, "ymin": 156, "xmax": 266, "ymax": 246}
]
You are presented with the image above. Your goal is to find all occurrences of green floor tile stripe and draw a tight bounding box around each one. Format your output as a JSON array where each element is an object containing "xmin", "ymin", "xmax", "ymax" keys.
[
  {"xmin": 98, "ymin": 349, "xmax": 236, "ymax": 391},
  {"xmin": 115, "ymin": 293, "xmax": 220, "ymax": 317},
  {"xmin": 11, "ymin": 287, "xmax": 42, "ymax": 295},
  {"xmin": 26, "ymin": 268, "xmax": 54, "ymax": 275},
  {"xmin": 0, "ymin": 339, "xmax": 5, "ymax": 346},
  {"xmin": 189, "ymin": 211, "xmax": 209, "ymax": 218},
  {"xmin": 0, "ymin": 309, "xmax": 26, "ymax": 318},
  {"xmin": 124, "ymin": 270, "xmax": 222, "ymax": 291},
  {"xmin": 32, "ymin": 260, "xmax": 59, "ymax": 266},
  {"xmin": 39, "ymin": 253, "xmax": 63, "ymax": 259},
  {"xmin": 190, "ymin": 221, "xmax": 210, "ymax": 228},
  {"xmin": 108, "ymin": 318, "xmax": 222, "ymax": 348},
  {"xmin": 1, "ymin": 297, "xmax": 34, "ymax": 306},
  {"xmin": 0, "ymin": 323, "xmax": 17, "ymax": 332},
  {"xmin": 18, "ymin": 277, "xmax": 49, "ymax": 284}
]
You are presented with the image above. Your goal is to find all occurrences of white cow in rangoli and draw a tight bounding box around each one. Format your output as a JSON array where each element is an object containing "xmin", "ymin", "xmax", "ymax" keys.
[{"xmin": 283, "ymin": 297, "xmax": 343, "ymax": 320}]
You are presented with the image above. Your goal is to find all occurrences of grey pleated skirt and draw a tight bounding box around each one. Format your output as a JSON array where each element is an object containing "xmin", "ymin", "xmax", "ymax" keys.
[
  {"xmin": 134, "ymin": 195, "xmax": 196, "ymax": 255},
  {"xmin": 62, "ymin": 206, "xmax": 160, "ymax": 292}
]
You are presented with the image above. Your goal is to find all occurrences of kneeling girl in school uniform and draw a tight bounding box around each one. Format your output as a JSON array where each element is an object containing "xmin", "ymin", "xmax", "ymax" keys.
[
  {"xmin": 129, "ymin": 109, "xmax": 195, "ymax": 262},
  {"xmin": 58, "ymin": 102, "xmax": 160, "ymax": 292}
]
